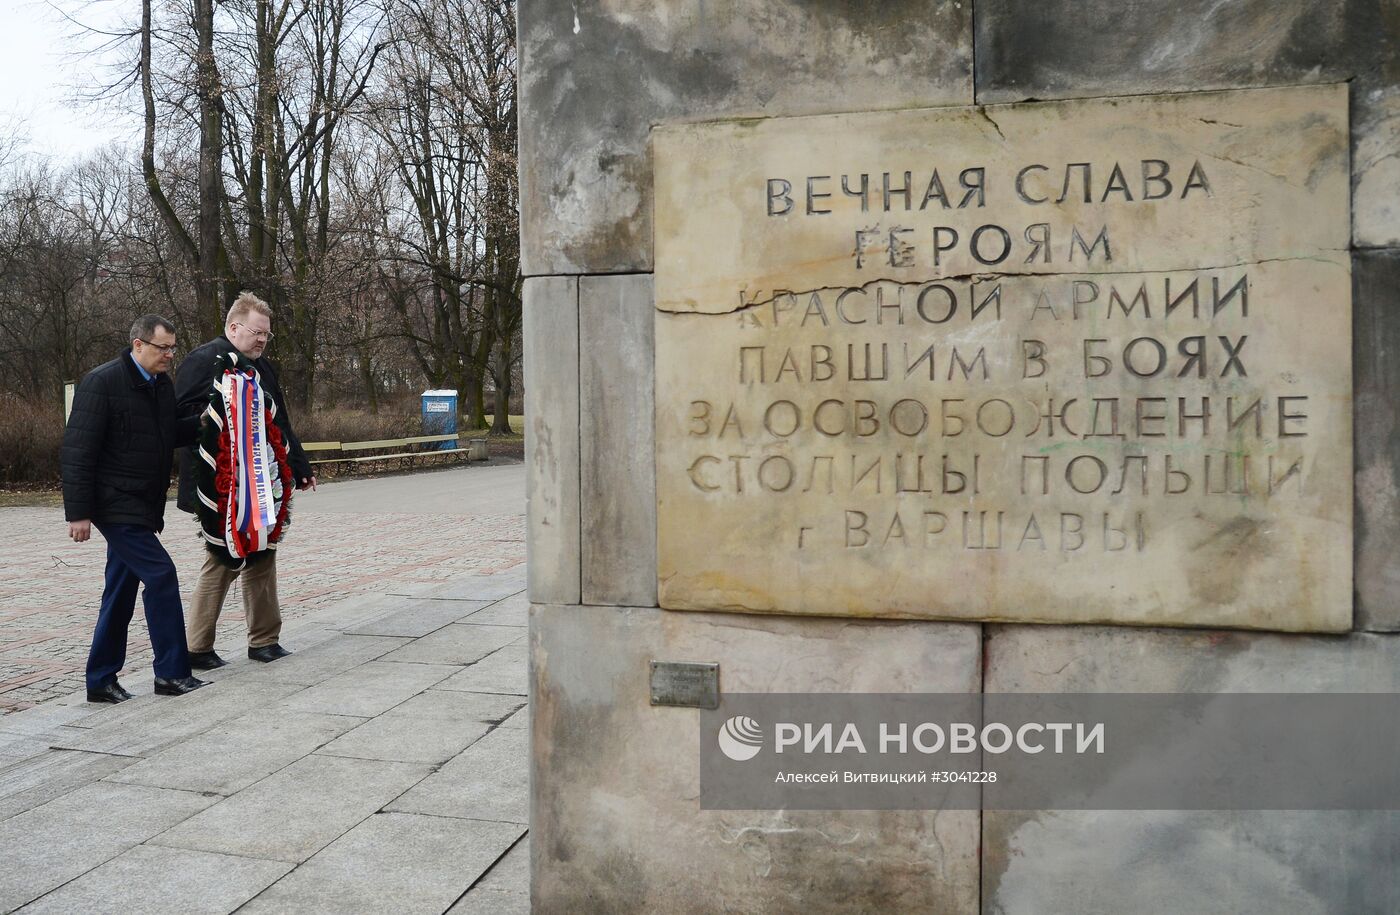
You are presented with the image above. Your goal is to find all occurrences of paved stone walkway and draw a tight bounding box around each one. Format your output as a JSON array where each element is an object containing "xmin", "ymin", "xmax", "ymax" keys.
[
  {"xmin": 0, "ymin": 464, "xmax": 526, "ymax": 713},
  {"xmin": 0, "ymin": 465, "xmax": 531, "ymax": 912}
]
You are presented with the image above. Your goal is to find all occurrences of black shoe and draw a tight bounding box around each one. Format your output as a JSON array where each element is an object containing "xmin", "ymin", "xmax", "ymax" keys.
[
  {"xmin": 86, "ymin": 681, "xmax": 131, "ymax": 704},
  {"xmin": 248, "ymin": 644, "xmax": 291, "ymax": 663},
  {"xmin": 154, "ymin": 676, "xmax": 208, "ymax": 696},
  {"xmin": 188, "ymin": 650, "xmax": 227, "ymax": 671}
]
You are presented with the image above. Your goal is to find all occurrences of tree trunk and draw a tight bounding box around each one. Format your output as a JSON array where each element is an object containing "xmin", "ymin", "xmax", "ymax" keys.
[
  {"xmin": 357, "ymin": 343, "xmax": 379, "ymax": 414},
  {"xmin": 194, "ymin": 0, "xmax": 225, "ymax": 335},
  {"xmin": 491, "ymin": 333, "xmax": 512, "ymax": 433}
]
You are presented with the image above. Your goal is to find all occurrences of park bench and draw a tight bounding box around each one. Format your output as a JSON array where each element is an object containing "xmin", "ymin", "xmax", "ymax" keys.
[{"xmin": 303, "ymin": 433, "xmax": 488, "ymax": 470}]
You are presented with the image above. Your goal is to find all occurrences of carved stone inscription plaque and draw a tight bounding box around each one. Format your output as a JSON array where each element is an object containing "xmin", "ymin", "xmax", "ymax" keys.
[{"xmin": 654, "ymin": 85, "xmax": 1351, "ymax": 632}]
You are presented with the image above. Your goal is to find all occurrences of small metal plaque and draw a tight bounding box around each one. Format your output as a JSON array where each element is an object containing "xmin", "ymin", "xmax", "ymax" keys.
[{"xmin": 649, "ymin": 661, "xmax": 720, "ymax": 709}]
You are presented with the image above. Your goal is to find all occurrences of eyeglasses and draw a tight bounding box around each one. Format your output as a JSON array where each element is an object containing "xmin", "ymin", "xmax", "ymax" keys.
[
  {"xmin": 137, "ymin": 339, "xmax": 179, "ymax": 354},
  {"xmin": 233, "ymin": 323, "xmax": 275, "ymax": 341}
]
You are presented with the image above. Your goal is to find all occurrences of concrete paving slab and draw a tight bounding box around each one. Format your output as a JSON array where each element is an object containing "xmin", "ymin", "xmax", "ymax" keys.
[
  {"xmin": 241, "ymin": 812, "xmax": 524, "ymax": 915},
  {"xmin": 0, "ymin": 782, "xmax": 217, "ymax": 911},
  {"xmin": 497, "ymin": 707, "xmax": 527, "ymax": 729},
  {"xmin": 445, "ymin": 835, "xmax": 529, "ymax": 913},
  {"xmin": 447, "ymin": 888, "xmax": 531, "ymax": 915},
  {"xmin": 185, "ymin": 655, "xmax": 263, "ymax": 684},
  {"xmin": 344, "ymin": 600, "xmax": 489, "ymax": 637},
  {"xmin": 423, "ymin": 574, "xmax": 527, "ymax": 602},
  {"xmin": 380, "ymin": 581, "xmax": 448, "ymax": 598},
  {"xmin": 321, "ymin": 691, "xmax": 522, "ymax": 766},
  {"xmin": 413, "ymin": 689, "xmax": 527, "ymax": 724},
  {"xmin": 52, "ymin": 682, "xmax": 301, "ymax": 758},
  {"xmin": 281, "ymin": 660, "xmax": 461, "ymax": 718},
  {"xmin": 319, "ymin": 714, "xmax": 490, "ymax": 766},
  {"xmin": 255, "ymin": 634, "xmax": 410, "ymax": 685},
  {"xmin": 0, "ymin": 734, "xmax": 53, "ymax": 762},
  {"xmin": 105, "ymin": 710, "xmax": 364, "ymax": 796},
  {"xmin": 17, "ymin": 844, "xmax": 292, "ymax": 915},
  {"xmin": 316, "ymin": 591, "xmax": 433, "ymax": 624},
  {"xmin": 461, "ymin": 593, "xmax": 528, "ymax": 628},
  {"xmin": 380, "ymin": 623, "xmax": 521, "ymax": 666},
  {"xmin": 0, "ymin": 699, "xmax": 96, "ymax": 735},
  {"xmin": 265, "ymin": 625, "xmax": 352, "ymax": 658},
  {"xmin": 387, "ymin": 726, "xmax": 528, "ymax": 824},
  {"xmin": 0, "ymin": 750, "xmax": 137, "ymax": 822},
  {"xmin": 150, "ymin": 754, "xmax": 432, "ymax": 864},
  {"xmin": 433, "ymin": 644, "xmax": 528, "ymax": 696},
  {"xmin": 471, "ymin": 835, "xmax": 529, "ymax": 894},
  {"xmin": 66, "ymin": 675, "xmax": 185, "ymax": 728}
]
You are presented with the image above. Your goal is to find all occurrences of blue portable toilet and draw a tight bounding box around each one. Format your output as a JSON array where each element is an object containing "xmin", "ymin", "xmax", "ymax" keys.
[{"xmin": 421, "ymin": 389, "xmax": 458, "ymax": 450}]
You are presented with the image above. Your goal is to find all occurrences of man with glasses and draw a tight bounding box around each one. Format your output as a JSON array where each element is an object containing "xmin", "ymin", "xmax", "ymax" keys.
[
  {"xmin": 176, "ymin": 291, "xmax": 316, "ymax": 668},
  {"xmin": 61, "ymin": 314, "xmax": 208, "ymax": 702}
]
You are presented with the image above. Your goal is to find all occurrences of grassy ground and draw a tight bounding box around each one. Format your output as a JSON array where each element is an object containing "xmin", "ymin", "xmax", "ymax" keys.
[{"xmin": 0, "ymin": 488, "xmax": 63, "ymax": 508}]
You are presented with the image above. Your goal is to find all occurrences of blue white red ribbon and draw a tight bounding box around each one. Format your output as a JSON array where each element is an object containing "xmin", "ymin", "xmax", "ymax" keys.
[{"xmin": 222, "ymin": 369, "xmax": 277, "ymax": 557}]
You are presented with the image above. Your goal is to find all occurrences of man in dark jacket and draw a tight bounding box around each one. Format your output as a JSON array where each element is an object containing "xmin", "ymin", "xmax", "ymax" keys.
[
  {"xmin": 175, "ymin": 291, "xmax": 315, "ymax": 668},
  {"xmin": 61, "ymin": 314, "xmax": 208, "ymax": 703}
]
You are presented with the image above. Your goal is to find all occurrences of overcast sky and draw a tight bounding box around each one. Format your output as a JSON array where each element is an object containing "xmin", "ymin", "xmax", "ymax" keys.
[{"xmin": 0, "ymin": 0, "xmax": 138, "ymax": 160}]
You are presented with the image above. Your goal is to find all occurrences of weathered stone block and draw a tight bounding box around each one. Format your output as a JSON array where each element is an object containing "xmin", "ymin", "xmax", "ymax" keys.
[
  {"xmin": 524, "ymin": 275, "xmax": 581, "ymax": 604},
  {"xmin": 531, "ymin": 604, "xmax": 981, "ymax": 913},
  {"xmin": 986, "ymin": 809, "xmax": 1400, "ymax": 915},
  {"xmin": 519, "ymin": 0, "xmax": 973, "ymax": 276},
  {"xmin": 986, "ymin": 624, "xmax": 1400, "ymax": 693},
  {"xmin": 580, "ymin": 274, "xmax": 657, "ymax": 606},
  {"xmin": 654, "ymin": 85, "xmax": 1352, "ymax": 631},
  {"xmin": 973, "ymin": 0, "xmax": 1400, "ymax": 248},
  {"xmin": 982, "ymin": 625, "xmax": 1400, "ymax": 913},
  {"xmin": 1356, "ymin": 248, "xmax": 1400, "ymax": 630}
]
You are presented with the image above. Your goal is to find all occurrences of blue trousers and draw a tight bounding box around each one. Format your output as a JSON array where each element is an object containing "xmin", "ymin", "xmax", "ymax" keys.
[{"xmin": 88, "ymin": 523, "xmax": 192, "ymax": 689}]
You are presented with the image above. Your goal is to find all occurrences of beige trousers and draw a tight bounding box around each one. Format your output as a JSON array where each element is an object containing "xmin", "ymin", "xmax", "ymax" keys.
[{"xmin": 186, "ymin": 549, "xmax": 283, "ymax": 651}]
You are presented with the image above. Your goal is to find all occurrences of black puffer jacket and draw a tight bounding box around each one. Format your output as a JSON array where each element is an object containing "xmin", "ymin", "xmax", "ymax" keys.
[
  {"xmin": 174, "ymin": 336, "xmax": 312, "ymax": 514},
  {"xmin": 61, "ymin": 351, "xmax": 198, "ymax": 531}
]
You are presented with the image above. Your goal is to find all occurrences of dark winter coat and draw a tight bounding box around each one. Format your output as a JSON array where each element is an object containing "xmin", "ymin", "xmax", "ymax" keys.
[
  {"xmin": 61, "ymin": 351, "xmax": 198, "ymax": 532},
  {"xmin": 174, "ymin": 336, "xmax": 312, "ymax": 514}
]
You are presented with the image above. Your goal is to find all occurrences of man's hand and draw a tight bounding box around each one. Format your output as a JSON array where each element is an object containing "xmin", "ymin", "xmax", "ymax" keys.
[
  {"xmin": 296, "ymin": 475, "xmax": 318, "ymax": 492},
  {"xmin": 69, "ymin": 520, "xmax": 92, "ymax": 543}
]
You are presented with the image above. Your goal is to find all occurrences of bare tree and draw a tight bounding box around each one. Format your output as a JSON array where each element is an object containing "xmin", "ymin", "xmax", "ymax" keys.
[
  {"xmin": 364, "ymin": 0, "xmax": 519, "ymax": 431},
  {"xmin": 6, "ymin": 0, "xmax": 520, "ymax": 434}
]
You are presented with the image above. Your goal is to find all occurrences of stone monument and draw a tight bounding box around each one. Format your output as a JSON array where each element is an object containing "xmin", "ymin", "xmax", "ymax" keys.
[{"xmin": 521, "ymin": 2, "xmax": 1400, "ymax": 911}]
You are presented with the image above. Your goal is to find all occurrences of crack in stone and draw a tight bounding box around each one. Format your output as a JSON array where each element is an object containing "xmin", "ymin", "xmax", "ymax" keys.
[
  {"xmin": 1207, "ymin": 153, "xmax": 1292, "ymax": 184},
  {"xmin": 975, "ymin": 107, "xmax": 1006, "ymax": 143},
  {"xmin": 662, "ymin": 252, "xmax": 1349, "ymax": 317}
]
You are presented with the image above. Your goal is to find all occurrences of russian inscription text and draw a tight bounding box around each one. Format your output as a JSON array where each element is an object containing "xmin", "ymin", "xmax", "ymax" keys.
[{"xmin": 654, "ymin": 85, "xmax": 1351, "ymax": 632}]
